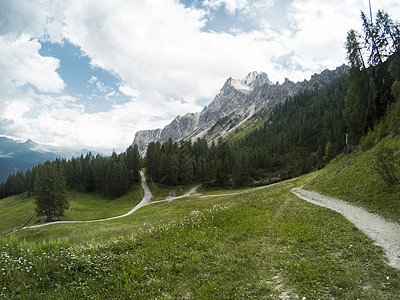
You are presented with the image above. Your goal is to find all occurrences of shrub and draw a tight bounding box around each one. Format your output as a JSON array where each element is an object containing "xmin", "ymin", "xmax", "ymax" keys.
[{"xmin": 373, "ymin": 145, "xmax": 400, "ymax": 185}]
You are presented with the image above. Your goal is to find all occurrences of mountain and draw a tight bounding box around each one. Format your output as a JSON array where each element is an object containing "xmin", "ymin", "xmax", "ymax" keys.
[
  {"xmin": 0, "ymin": 137, "xmax": 93, "ymax": 182},
  {"xmin": 133, "ymin": 65, "xmax": 349, "ymax": 152}
]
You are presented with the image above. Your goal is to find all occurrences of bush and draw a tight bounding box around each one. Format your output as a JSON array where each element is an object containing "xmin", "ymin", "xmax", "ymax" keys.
[{"xmin": 373, "ymin": 144, "xmax": 400, "ymax": 185}]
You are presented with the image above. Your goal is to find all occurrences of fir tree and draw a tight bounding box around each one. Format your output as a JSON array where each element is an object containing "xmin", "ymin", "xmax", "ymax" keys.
[{"xmin": 34, "ymin": 161, "xmax": 68, "ymax": 221}]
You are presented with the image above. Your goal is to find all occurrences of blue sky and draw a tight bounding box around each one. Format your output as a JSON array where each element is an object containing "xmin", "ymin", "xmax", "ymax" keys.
[
  {"xmin": 1, "ymin": 0, "xmax": 400, "ymax": 153},
  {"xmin": 38, "ymin": 41, "xmax": 131, "ymax": 114}
]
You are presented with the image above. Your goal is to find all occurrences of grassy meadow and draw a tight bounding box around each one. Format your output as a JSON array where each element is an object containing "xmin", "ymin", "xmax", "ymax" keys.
[
  {"xmin": 0, "ymin": 194, "xmax": 35, "ymax": 234},
  {"xmin": 1, "ymin": 176, "xmax": 400, "ymax": 299},
  {"xmin": 0, "ymin": 184, "xmax": 143, "ymax": 236}
]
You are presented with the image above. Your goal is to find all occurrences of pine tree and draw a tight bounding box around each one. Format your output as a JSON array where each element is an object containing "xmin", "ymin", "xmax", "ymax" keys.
[
  {"xmin": 34, "ymin": 161, "xmax": 68, "ymax": 221},
  {"xmin": 233, "ymin": 152, "xmax": 250, "ymax": 187},
  {"xmin": 84, "ymin": 162, "xmax": 96, "ymax": 192},
  {"xmin": 126, "ymin": 144, "xmax": 141, "ymax": 184}
]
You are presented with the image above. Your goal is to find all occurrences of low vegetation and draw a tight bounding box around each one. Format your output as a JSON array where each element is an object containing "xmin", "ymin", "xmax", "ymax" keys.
[
  {"xmin": 1, "ymin": 180, "xmax": 400, "ymax": 299},
  {"xmin": 0, "ymin": 194, "xmax": 35, "ymax": 234}
]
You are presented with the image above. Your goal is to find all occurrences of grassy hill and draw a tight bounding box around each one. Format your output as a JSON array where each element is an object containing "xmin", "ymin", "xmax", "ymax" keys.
[
  {"xmin": 305, "ymin": 135, "xmax": 400, "ymax": 223},
  {"xmin": 1, "ymin": 174, "xmax": 400, "ymax": 299}
]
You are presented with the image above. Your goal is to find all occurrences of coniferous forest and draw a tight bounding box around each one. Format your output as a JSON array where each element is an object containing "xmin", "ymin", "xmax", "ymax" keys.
[{"xmin": 0, "ymin": 145, "xmax": 141, "ymax": 202}]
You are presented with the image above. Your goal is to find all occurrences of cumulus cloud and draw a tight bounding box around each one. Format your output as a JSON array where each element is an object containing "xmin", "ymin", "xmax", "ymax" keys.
[
  {"xmin": 0, "ymin": 0, "xmax": 68, "ymax": 42},
  {"xmin": 2, "ymin": 0, "xmax": 400, "ymax": 152},
  {"xmin": 63, "ymin": 0, "xmax": 291, "ymax": 105},
  {"xmin": 203, "ymin": 0, "xmax": 250, "ymax": 14},
  {"xmin": 0, "ymin": 34, "xmax": 65, "ymax": 94}
]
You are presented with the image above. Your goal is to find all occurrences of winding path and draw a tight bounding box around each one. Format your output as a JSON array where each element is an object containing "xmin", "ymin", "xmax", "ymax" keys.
[
  {"xmin": 14, "ymin": 175, "xmax": 270, "ymax": 232},
  {"xmin": 18, "ymin": 172, "xmax": 186, "ymax": 231},
  {"xmin": 292, "ymin": 187, "xmax": 400, "ymax": 270}
]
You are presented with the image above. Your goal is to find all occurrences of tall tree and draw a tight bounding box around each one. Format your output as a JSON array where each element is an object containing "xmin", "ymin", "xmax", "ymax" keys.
[
  {"xmin": 126, "ymin": 144, "xmax": 141, "ymax": 184},
  {"xmin": 346, "ymin": 29, "xmax": 366, "ymax": 69},
  {"xmin": 345, "ymin": 10, "xmax": 399, "ymax": 143},
  {"xmin": 34, "ymin": 161, "xmax": 68, "ymax": 221},
  {"xmin": 232, "ymin": 152, "xmax": 250, "ymax": 187},
  {"xmin": 84, "ymin": 162, "xmax": 96, "ymax": 192}
]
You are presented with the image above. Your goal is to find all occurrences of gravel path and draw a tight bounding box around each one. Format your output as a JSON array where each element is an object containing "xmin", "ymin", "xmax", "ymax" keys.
[{"xmin": 292, "ymin": 187, "xmax": 400, "ymax": 270}]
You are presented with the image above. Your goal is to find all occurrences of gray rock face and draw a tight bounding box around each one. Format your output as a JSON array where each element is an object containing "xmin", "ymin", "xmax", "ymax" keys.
[
  {"xmin": 132, "ymin": 129, "xmax": 162, "ymax": 153},
  {"xmin": 133, "ymin": 65, "xmax": 349, "ymax": 153}
]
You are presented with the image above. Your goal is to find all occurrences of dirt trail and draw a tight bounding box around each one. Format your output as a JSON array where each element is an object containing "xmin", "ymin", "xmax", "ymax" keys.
[
  {"xmin": 292, "ymin": 187, "xmax": 400, "ymax": 270},
  {"xmin": 19, "ymin": 171, "xmax": 153, "ymax": 230},
  {"xmin": 17, "ymin": 172, "xmax": 200, "ymax": 231}
]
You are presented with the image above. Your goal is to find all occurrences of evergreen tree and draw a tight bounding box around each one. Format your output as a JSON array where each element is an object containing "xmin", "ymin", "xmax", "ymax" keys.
[
  {"xmin": 34, "ymin": 161, "xmax": 68, "ymax": 221},
  {"xmin": 126, "ymin": 144, "xmax": 141, "ymax": 184},
  {"xmin": 233, "ymin": 152, "xmax": 250, "ymax": 187},
  {"xmin": 146, "ymin": 142, "xmax": 161, "ymax": 182},
  {"xmin": 344, "ymin": 68, "xmax": 371, "ymax": 143},
  {"xmin": 84, "ymin": 162, "xmax": 96, "ymax": 192}
]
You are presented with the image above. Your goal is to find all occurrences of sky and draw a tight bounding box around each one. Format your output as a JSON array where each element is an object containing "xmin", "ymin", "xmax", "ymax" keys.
[{"xmin": 1, "ymin": 0, "xmax": 400, "ymax": 154}]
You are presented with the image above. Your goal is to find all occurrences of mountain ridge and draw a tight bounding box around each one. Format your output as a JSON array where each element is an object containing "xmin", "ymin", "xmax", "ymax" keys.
[
  {"xmin": 133, "ymin": 65, "xmax": 349, "ymax": 152},
  {"xmin": 0, "ymin": 136, "xmax": 98, "ymax": 182}
]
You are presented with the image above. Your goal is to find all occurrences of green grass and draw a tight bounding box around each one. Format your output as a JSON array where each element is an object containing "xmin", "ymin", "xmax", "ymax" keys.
[
  {"xmin": 61, "ymin": 185, "xmax": 143, "ymax": 221},
  {"xmin": 10, "ymin": 194, "xmax": 232, "ymax": 245},
  {"xmin": 146, "ymin": 181, "xmax": 196, "ymax": 201},
  {"xmin": 0, "ymin": 184, "xmax": 143, "ymax": 234},
  {"xmin": 198, "ymin": 185, "xmax": 253, "ymax": 195},
  {"xmin": 305, "ymin": 136, "xmax": 400, "ymax": 223},
  {"xmin": 2, "ymin": 179, "xmax": 399, "ymax": 299},
  {"xmin": 0, "ymin": 194, "xmax": 35, "ymax": 233}
]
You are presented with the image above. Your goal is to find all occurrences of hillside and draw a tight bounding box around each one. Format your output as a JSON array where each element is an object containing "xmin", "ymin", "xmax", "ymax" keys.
[
  {"xmin": 133, "ymin": 66, "xmax": 349, "ymax": 153},
  {"xmin": 142, "ymin": 71, "xmax": 350, "ymax": 189},
  {"xmin": 305, "ymin": 135, "xmax": 400, "ymax": 223}
]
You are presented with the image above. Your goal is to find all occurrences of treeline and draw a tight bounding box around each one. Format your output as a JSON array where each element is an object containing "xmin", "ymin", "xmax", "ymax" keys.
[
  {"xmin": 145, "ymin": 138, "xmax": 247, "ymax": 187},
  {"xmin": 0, "ymin": 144, "xmax": 141, "ymax": 200}
]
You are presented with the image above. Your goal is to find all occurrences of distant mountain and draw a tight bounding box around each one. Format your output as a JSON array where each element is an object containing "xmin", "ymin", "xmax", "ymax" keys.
[
  {"xmin": 133, "ymin": 65, "xmax": 349, "ymax": 152},
  {"xmin": 0, "ymin": 137, "xmax": 92, "ymax": 182}
]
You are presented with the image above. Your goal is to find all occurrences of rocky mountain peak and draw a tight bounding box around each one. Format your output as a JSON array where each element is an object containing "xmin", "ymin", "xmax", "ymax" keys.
[
  {"xmin": 132, "ymin": 65, "xmax": 349, "ymax": 153},
  {"xmin": 242, "ymin": 71, "xmax": 271, "ymax": 88},
  {"xmin": 222, "ymin": 71, "xmax": 271, "ymax": 93},
  {"xmin": 24, "ymin": 139, "xmax": 37, "ymax": 147}
]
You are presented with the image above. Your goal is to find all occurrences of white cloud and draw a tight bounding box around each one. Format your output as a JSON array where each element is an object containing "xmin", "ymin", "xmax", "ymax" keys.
[
  {"xmin": 0, "ymin": 0, "xmax": 68, "ymax": 42},
  {"xmin": 119, "ymin": 85, "xmax": 138, "ymax": 98},
  {"xmin": 203, "ymin": 0, "xmax": 250, "ymax": 14},
  {"xmin": 63, "ymin": 0, "xmax": 291, "ymax": 106},
  {"xmin": 0, "ymin": 34, "xmax": 65, "ymax": 94},
  {"xmin": 2, "ymin": 0, "xmax": 400, "ymax": 153}
]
